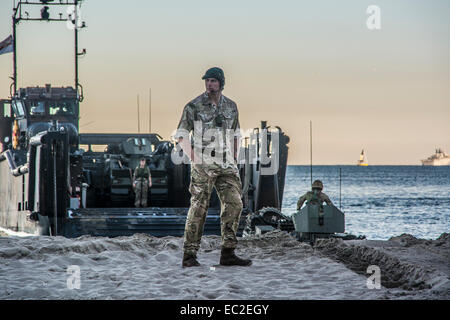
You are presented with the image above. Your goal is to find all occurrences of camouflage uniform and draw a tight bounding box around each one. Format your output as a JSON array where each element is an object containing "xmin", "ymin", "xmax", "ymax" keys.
[
  {"xmin": 177, "ymin": 92, "xmax": 242, "ymax": 256},
  {"xmin": 177, "ymin": 92, "xmax": 240, "ymax": 169},
  {"xmin": 133, "ymin": 166, "xmax": 151, "ymax": 207},
  {"xmin": 297, "ymin": 191, "xmax": 333, "ymax": 210}
]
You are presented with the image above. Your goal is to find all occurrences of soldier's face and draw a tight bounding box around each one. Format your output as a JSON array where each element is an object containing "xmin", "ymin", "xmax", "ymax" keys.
[{"xmin": 205, "ymin": 78, "xmax": 221, "ymax": 93}]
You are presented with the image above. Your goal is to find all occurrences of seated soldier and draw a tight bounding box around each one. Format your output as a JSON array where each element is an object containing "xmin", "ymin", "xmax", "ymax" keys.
[{"xmin": 297, "ymin": 180, "xmax": 333, "ymax": 210}]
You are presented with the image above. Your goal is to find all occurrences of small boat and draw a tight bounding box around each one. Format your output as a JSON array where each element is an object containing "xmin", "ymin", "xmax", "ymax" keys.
[
  {"xmin": 421, "ymin": 148, "xmax": 450, "ymax": 166},
  {"xmin": 357, "ymin": 149, "xmax": 368, "ymax": 166}
]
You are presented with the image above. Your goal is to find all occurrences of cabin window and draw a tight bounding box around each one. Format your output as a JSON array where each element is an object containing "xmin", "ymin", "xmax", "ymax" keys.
[
  {"xmin": 29, "ymin": 101, "xmax": 45, "ymax": 115},
  {"xmin": 12, "ymin": 100, "xmax": 25, "ymax": 116},
  {"xmin": 3, "ymin": 102, "xmax": 12, "ymax": 117},
  {"xmin": 49, "ymin": 101, "xmax": 75, "ymax": 115}
]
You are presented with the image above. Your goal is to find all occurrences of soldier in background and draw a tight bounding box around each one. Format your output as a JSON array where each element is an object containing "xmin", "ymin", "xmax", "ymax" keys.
[
  {"xmin": 297, "ymin": 180, "xmax": 334, "ymax": 210},
  {"xmin": 176, "ymin": 67, "xmax": 252, "ymax": 268},
  {"xmin": 133, "ymin": 157, "xmax": 152, "ymax": 207}
]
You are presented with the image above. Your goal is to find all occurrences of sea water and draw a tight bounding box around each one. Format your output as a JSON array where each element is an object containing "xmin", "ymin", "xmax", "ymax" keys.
[{"xmin": 282, "ymin": 165, "xmax": 450, "ymax": 240}]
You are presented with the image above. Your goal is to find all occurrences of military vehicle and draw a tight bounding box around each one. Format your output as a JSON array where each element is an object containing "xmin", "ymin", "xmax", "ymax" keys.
[
  {"xmin": 291, "ymin": 203, "xmax": 345, "ymax": 243},
  {"xmin": 0, "ymin": 1, "xmax": 290, "ymax": 238},
  {"xmin": 243, "ymin": 162, "xmax": 364, "ymax": 243}
]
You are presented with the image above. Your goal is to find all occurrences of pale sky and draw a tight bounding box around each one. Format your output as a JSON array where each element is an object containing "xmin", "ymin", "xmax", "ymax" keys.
[{"xmin": 0, "ymin": 0, "xmax": 449, "ymax": 165}]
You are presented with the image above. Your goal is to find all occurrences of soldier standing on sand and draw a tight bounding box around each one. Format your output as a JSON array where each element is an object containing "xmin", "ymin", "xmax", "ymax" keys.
[
  {"xmin": 133, "ymin": 157, "xmax": 152, "ymax": 207},
  {"xmin": 176, "ymin": 67, "xmax": 252, "ymax": 267},
  {"xmin": 297, "ymin": 180, "xmax": 334, "ymax": 210}
]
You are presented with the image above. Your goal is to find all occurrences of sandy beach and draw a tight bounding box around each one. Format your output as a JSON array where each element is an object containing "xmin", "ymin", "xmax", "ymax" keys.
[{"xmin": 0, "ymin": 230, "xmax": 448, "ymax": 300}]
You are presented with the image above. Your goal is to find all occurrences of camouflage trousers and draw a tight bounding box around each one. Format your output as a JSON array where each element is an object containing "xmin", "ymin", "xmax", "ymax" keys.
[
  {"xmin": 183, "ymin": 164, "xmax": 243, "ymax": 256},
  {"xmin": 134, "ymin": 178, "xmax": 149, "ymax": 207}
]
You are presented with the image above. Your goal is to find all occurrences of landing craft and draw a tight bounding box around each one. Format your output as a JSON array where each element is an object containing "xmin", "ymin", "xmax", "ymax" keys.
[{"xmin": 0, "ymin": 1, "xmax": 289, "ymax": 237}]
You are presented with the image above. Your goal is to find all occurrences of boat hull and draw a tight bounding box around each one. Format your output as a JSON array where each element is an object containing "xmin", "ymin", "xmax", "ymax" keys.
[
  {"xmin": 421, "ymin": 159, "xmax": 450, "ymax": 166},
  {"xmin": 357, "ymin": 163, "xmax": 368, "ymax": 167}
]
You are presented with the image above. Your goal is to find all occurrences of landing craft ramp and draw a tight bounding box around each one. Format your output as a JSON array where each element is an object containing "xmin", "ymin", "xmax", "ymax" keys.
[{"xmin": 63, "ymin": 207, "xmax": 221, "ymax": 238}]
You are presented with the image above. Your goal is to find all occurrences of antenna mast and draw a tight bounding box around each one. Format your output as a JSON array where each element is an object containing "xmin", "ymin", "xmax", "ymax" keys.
[
  {"xmin": 137, "ymin": 94, "xmax": 140, "ymax": 134},
  {"xmin": 339, "ymin": 167, "xmax": 342, "ymax": 210},
  {"xmin": 310, "ymin": 120, "xmax": 313, "ymax": 187},
  {"xmin": 148, "ymin": 88, "xmax": 151, "ymax": 133}
]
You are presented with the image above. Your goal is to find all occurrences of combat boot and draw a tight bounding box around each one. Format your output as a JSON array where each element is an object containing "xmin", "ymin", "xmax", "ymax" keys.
[
  {"xmin": 220, "ymin": 248, "xmax": 252, "ymax": 266},
  {"xmin": 182, "ymin": 252, "xmax": 200, "ymax": 267}
]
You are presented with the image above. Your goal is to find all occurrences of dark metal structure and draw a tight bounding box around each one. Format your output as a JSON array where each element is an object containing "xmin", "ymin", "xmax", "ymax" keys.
[
  {"xmin": 11, "ymin": 0, "xmax": 85, "ymax": 100},
  {"xmin": 0, "ymin": 1, "xmax": 290, "ymax": 238}
]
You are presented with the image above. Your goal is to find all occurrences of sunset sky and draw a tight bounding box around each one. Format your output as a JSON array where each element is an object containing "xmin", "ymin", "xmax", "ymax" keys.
[{"xmin": 0, "ymin": 0, "xmax": 449, "ymax": 165}]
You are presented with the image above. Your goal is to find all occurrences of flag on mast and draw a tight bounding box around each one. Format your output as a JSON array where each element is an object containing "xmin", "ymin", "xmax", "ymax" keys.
[{"xmin": 0, "ymin": 35, "xmax": 13, "ymax": 55}]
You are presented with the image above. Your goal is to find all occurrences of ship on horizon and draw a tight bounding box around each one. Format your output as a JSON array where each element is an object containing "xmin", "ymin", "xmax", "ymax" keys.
[
  {"xmin": 357, "ymin": 149, "xmax": 368, "ymax": 166},
  {"xmin": 421, "ymin": 148, "xmax": 450, "ymax": 166}
]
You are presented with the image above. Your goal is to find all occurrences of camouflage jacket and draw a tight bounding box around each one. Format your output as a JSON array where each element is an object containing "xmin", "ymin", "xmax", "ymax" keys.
[
  {"xmin": 133, "ymin": 166, "xmax": 150, "ymax": 180},
  {"xmin": 177, "ymin": 92, "xmax": 240, "ymax": 169},
  {"xmin": 297, "ymin": 191, "xmax": 333, "ymax": 210}
]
